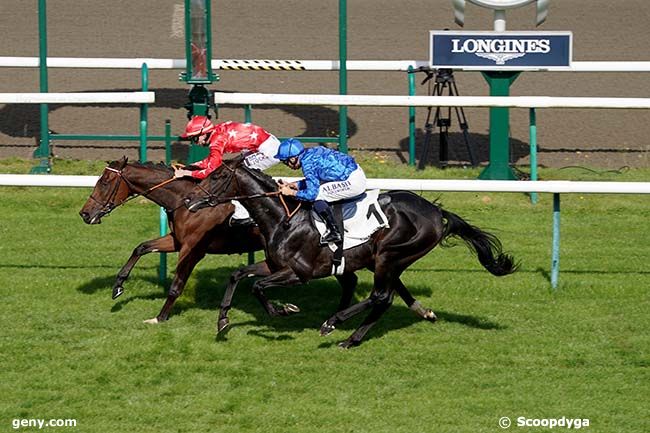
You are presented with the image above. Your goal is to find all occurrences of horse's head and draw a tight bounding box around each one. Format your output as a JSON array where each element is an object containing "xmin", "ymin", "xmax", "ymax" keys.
[
  {"xmin": 184, "ymin": 154, "xmax": 279, "ymax": 213},
  {"xmin": 184, "ymin": 156, "xmax": 244, "ymax": 212},
  {"xmin": 79, "ymin": 157, "xmax": 132, "ymax": 224}
]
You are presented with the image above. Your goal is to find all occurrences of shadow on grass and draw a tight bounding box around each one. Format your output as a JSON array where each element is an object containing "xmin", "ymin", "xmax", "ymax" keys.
[{"xmin": 74, "ymin": 265, "xmax": 505, "ymax": 345}]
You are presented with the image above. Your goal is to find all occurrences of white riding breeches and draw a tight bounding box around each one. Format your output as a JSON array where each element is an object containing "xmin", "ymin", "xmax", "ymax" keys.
[
  {"xmin": 244, "ymin": 135, "xmax": 281, "ymax": 171},
  {"xmin": 315, "ymin": 166, "xmax": 367, "ymax": 202}
]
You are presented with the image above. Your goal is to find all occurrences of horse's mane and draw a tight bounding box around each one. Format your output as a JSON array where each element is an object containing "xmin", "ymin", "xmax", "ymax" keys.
[
  {"xmin": 110, "ymin": 157, "xmax": 173, "ymax": 174},
  {"xmin": 225, "ymin": 155, "xmax": 277, "ymax": 189},
  {"xmin": 132, "ymin": 160, "xmax": 173, "ymax": 173},
  {"xmin": 228, "ymin": 157, "xmax": 308, "ymax": 209}
]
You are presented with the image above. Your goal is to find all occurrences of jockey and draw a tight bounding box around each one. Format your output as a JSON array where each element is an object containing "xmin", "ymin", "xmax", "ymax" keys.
[
  {"xmin": 275, "ymin": 138, "xmax": 367, "ymax": 245},
  {"xmin": 175, "ymin": 115, "xmax": 281, "ymax": 226}
]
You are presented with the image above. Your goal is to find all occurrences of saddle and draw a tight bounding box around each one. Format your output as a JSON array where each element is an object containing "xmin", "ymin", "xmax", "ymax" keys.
[{"xmin": 311, "ymin": 190, "xmax": 390, "ymax": 274}]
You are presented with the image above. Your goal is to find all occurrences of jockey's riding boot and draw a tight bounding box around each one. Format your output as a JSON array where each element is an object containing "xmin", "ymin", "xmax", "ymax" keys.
[{"xmin": 315, "ymin": 203, "xmax": 342, "ymax": 245}]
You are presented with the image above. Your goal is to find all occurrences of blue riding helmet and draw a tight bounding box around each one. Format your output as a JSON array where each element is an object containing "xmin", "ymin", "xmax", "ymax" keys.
[{"xmin": 275, "ymin": 138, "xmax": 305, "ymax": 161}]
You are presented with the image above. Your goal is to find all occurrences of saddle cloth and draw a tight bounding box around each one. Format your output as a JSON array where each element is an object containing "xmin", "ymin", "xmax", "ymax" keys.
[{"xmin": 312, "ymin": 189, "xmax": 390, "ymax": 250}]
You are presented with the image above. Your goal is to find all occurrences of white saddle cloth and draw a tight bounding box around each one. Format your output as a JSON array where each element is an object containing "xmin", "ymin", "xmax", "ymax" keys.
[{"xmin": 313, "ymin": 189, "xmax": 390, "ymax": 250}]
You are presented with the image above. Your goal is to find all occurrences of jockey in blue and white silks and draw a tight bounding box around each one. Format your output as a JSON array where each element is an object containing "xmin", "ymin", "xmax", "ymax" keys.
[{"xmin": 275, "ymin": 138, "xmax": 367, "ymax": 244}]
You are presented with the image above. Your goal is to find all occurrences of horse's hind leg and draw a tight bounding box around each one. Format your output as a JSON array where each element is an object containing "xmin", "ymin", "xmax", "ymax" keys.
[
  {"xmin": 249, "ymin": 267, "xmax": 303, "ymax": 318},
  {"xmin": 113, "ymin": 235, "xmax": 176, "ymax": 299},
  {"xmin": 394, "ymin": 278, "xmax": 437, "ymax": 322}
]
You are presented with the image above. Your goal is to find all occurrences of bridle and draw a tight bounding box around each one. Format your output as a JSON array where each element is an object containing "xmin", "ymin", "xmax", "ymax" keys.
[{"xmin": 87, "ymin": 166, "xmax": 177, "ymax": 218}]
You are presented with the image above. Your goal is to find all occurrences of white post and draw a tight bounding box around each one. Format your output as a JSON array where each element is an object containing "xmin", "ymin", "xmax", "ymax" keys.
[{"xmin": 494, "ymin": 9, "xmax": 506, "ymax": 31}]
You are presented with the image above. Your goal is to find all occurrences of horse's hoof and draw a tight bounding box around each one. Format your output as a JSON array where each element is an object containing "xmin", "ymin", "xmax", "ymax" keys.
[
  {"xmin": 424, "ymin": 309, "xmax": 438, "ymax": 322},
  {"xmin": 320, "ymin": 321, "xmax": 336, "ymax": 336},
  {"xmin": 217, "ymin": 318, "xmax": 230, "ymax": 333},
  {"xmin": 284, "ymin": 303, "xmax": 300, "ymax": 314},
  {"xmin": 112, "ymin": 286, "xmax": 124, "ymax": 300},
  {"xmin": 143, "ymin": 317, "xmax": 159, "ymax": 324},
  {"xmin": 337, "ymin": 340, "xmax": 354, "ymax": 350}
]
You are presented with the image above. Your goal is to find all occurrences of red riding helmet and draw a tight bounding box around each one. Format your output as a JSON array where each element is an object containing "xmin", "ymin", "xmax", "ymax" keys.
[{"xmin": 180, "ymin": 116, "xmax": 215, "ymax": 139}]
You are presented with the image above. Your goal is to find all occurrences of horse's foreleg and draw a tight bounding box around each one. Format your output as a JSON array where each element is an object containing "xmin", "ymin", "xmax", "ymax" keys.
[
  {"xmin": 319, "ymin": 272, "xmax": 361, "ymax": 336},
  {"xmin": 338, "ymin": 275, "xmax": 396, "ymax": 349},
  {"xmin": 322, "ymin": 263, "xmax": 397, "ymax": 347},
  {"xmin": 218, "ymin": 261, "xmax": 272, "ymax": 333},
  {"xmin": 144, "ymin": 246, "xmax": 205, "ymax": 324},
  {"xmin": 319, "ymin": 297, "xmax": 374, "ymax": 337},
  {"xmin": 113, "ymin": 235, "xmax": 177, "ymax": 299},
  {"xmin": 334, "ymin": 272, "xmax": 358, "ymax": 312}
]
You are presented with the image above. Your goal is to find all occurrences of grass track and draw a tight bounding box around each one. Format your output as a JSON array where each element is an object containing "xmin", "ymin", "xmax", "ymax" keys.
[{"xmin": 0, "ymin": 159, "xmax": 648, "ymax": 433}]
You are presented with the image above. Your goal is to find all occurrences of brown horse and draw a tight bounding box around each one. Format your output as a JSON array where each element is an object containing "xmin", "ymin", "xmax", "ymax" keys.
[
  {"xmin": 78, "ymin": 157, "xmax": 269, "ymax": 323},
  {"xmin": 79, "ymin": 157, "xmax": 359, "ymax": 324},
  {"xmin": 186, "ymin": 158, "xmax": 518, "ymax": 348}
]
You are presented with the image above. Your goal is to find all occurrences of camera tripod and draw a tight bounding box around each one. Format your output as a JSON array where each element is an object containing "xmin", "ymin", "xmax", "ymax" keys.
[{"xmin": 416, "ymin": 68, "xmax": 477, "ymax": 169}]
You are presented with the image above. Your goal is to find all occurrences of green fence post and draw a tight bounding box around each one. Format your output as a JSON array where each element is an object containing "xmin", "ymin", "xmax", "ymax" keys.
[
  {"xmin": 165, "ymin": 119, "xmax": 172, "ymax": 165},
  {"xmin": 244, "ymin": 105, "xmax": 252, "ymax": 123},
  {"xmin": 139, "ymin": 63, "xmax": 149, "ymax": 162},
  {"xmin": 32, "ymin": 0, "xmax": 50, "ymax": 173},
  {"xmin": 338, "ymin": 0, "xmax": 348, "ymax": 153},
  {"xmin": 158, "ymin": 120, "xmax": 172, "ymax": 283},
  {"xmin": 478, "ymin": 71, "xmax": 520, "ymax": 180},
  {"xmin": 407, "ymin": 66, "xmax": 416, "ymax": 166},
  {"xmin": 551, "ymin": 193, "xmax": 561, "ymax": 289},
  {"xmin": 243, "ymin": 106, "xmax": 255, "ymax": 265}
]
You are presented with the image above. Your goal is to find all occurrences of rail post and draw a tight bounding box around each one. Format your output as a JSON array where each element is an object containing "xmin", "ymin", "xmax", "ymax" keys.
[
  {"xmin": 244, "ymin": 107, "xmax": 256, "ymax": 265},
  {"xmin": 407, "ymin": 66, "xmax": 416, "ymax": 166},
  {"xmin": 529, "ymin": 108, "xmax": 538, "ymax": 204},
  {"xmin": 139, "ymin": 63, "xmax": 149, "ymax": 162},
  {"xmin": 182, "ymin": 0, "xmax": 218, "ymax": 164},
  {"xmin": 551, "ymin": 193, "xmax": 561, "ymax": 289},
  {"xmin": 478, "ymin": 71, "xmax": 520, "ymax": 180},
  {"xmin": 158, "ymin": 120, "xmax": 173, "ymax": 283},
  {"xmin": 32, "ymin": 0, "xmax": 50, "ymax": 174}
]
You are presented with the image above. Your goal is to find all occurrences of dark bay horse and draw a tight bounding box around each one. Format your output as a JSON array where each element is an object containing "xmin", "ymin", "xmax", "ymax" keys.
[
  {"xmin": 186, "ymin": 158, "xmax": 518, "ymax": 348},
  {"xmin": 79, "ymin": 157, "xmax": 269, "ymax": 323}
]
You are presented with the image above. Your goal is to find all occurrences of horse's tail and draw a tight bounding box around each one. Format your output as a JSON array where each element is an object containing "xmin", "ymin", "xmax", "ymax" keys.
[{"xmin": 441, "ymin": 209, "xmax": 518, "ymax": 276}]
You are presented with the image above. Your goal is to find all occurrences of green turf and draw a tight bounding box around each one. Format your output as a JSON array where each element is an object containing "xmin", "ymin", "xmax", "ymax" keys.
[{"xmin": 0, "ymin": 158, "xmax": 648, "ymax": 433}]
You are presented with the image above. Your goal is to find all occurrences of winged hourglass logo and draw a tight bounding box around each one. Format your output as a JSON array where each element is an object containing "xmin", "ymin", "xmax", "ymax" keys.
[{"xmin": 475, "ymin": 52, "xmax": 526, "ymax": 65}]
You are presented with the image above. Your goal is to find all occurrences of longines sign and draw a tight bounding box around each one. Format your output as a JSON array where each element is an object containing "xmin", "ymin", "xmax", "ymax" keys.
[{"xmin": 430, "ymin": 31, "xmax": 572, "ymax": 70}]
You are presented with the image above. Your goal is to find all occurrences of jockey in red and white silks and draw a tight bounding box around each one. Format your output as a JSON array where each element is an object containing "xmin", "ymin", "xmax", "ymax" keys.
[{"xmin": 176, "ymin": 116, "xmax": 280, "ymax": 180}]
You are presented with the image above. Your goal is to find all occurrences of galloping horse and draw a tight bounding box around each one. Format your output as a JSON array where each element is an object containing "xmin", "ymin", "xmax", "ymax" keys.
[
  {"xmin": 186, "ymin": 157, "xmax": 518, "ymax": 348},
  {"xmin": 79, "ymin": 157, "xmax": 359, "ymax": 323},
  {"xmin": 79, "ymin": 157, "xmax": 268, "ymax": 323}
]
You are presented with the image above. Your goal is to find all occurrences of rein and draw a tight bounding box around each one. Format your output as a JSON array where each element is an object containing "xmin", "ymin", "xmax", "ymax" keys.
[
  {"xmin": 202, "ymin": 162, "xmax": 302, "ymax": 220},
  {"xmin": 112, "ymin": 168, "xmax": 177, "ymax": 205},
  {"xmin": 88, "ymin": 166, "xmax": 178, "ymax": 215}
]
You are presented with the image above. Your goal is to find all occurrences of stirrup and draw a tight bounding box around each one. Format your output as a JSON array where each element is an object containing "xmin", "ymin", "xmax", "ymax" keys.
[
  {"xmin": 229, "ymin": 217, "xmax": 255, "ymax": 227},
  {"xmin": 320, "ymin": 231, "xmax": 342, "ymax": 245}
]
